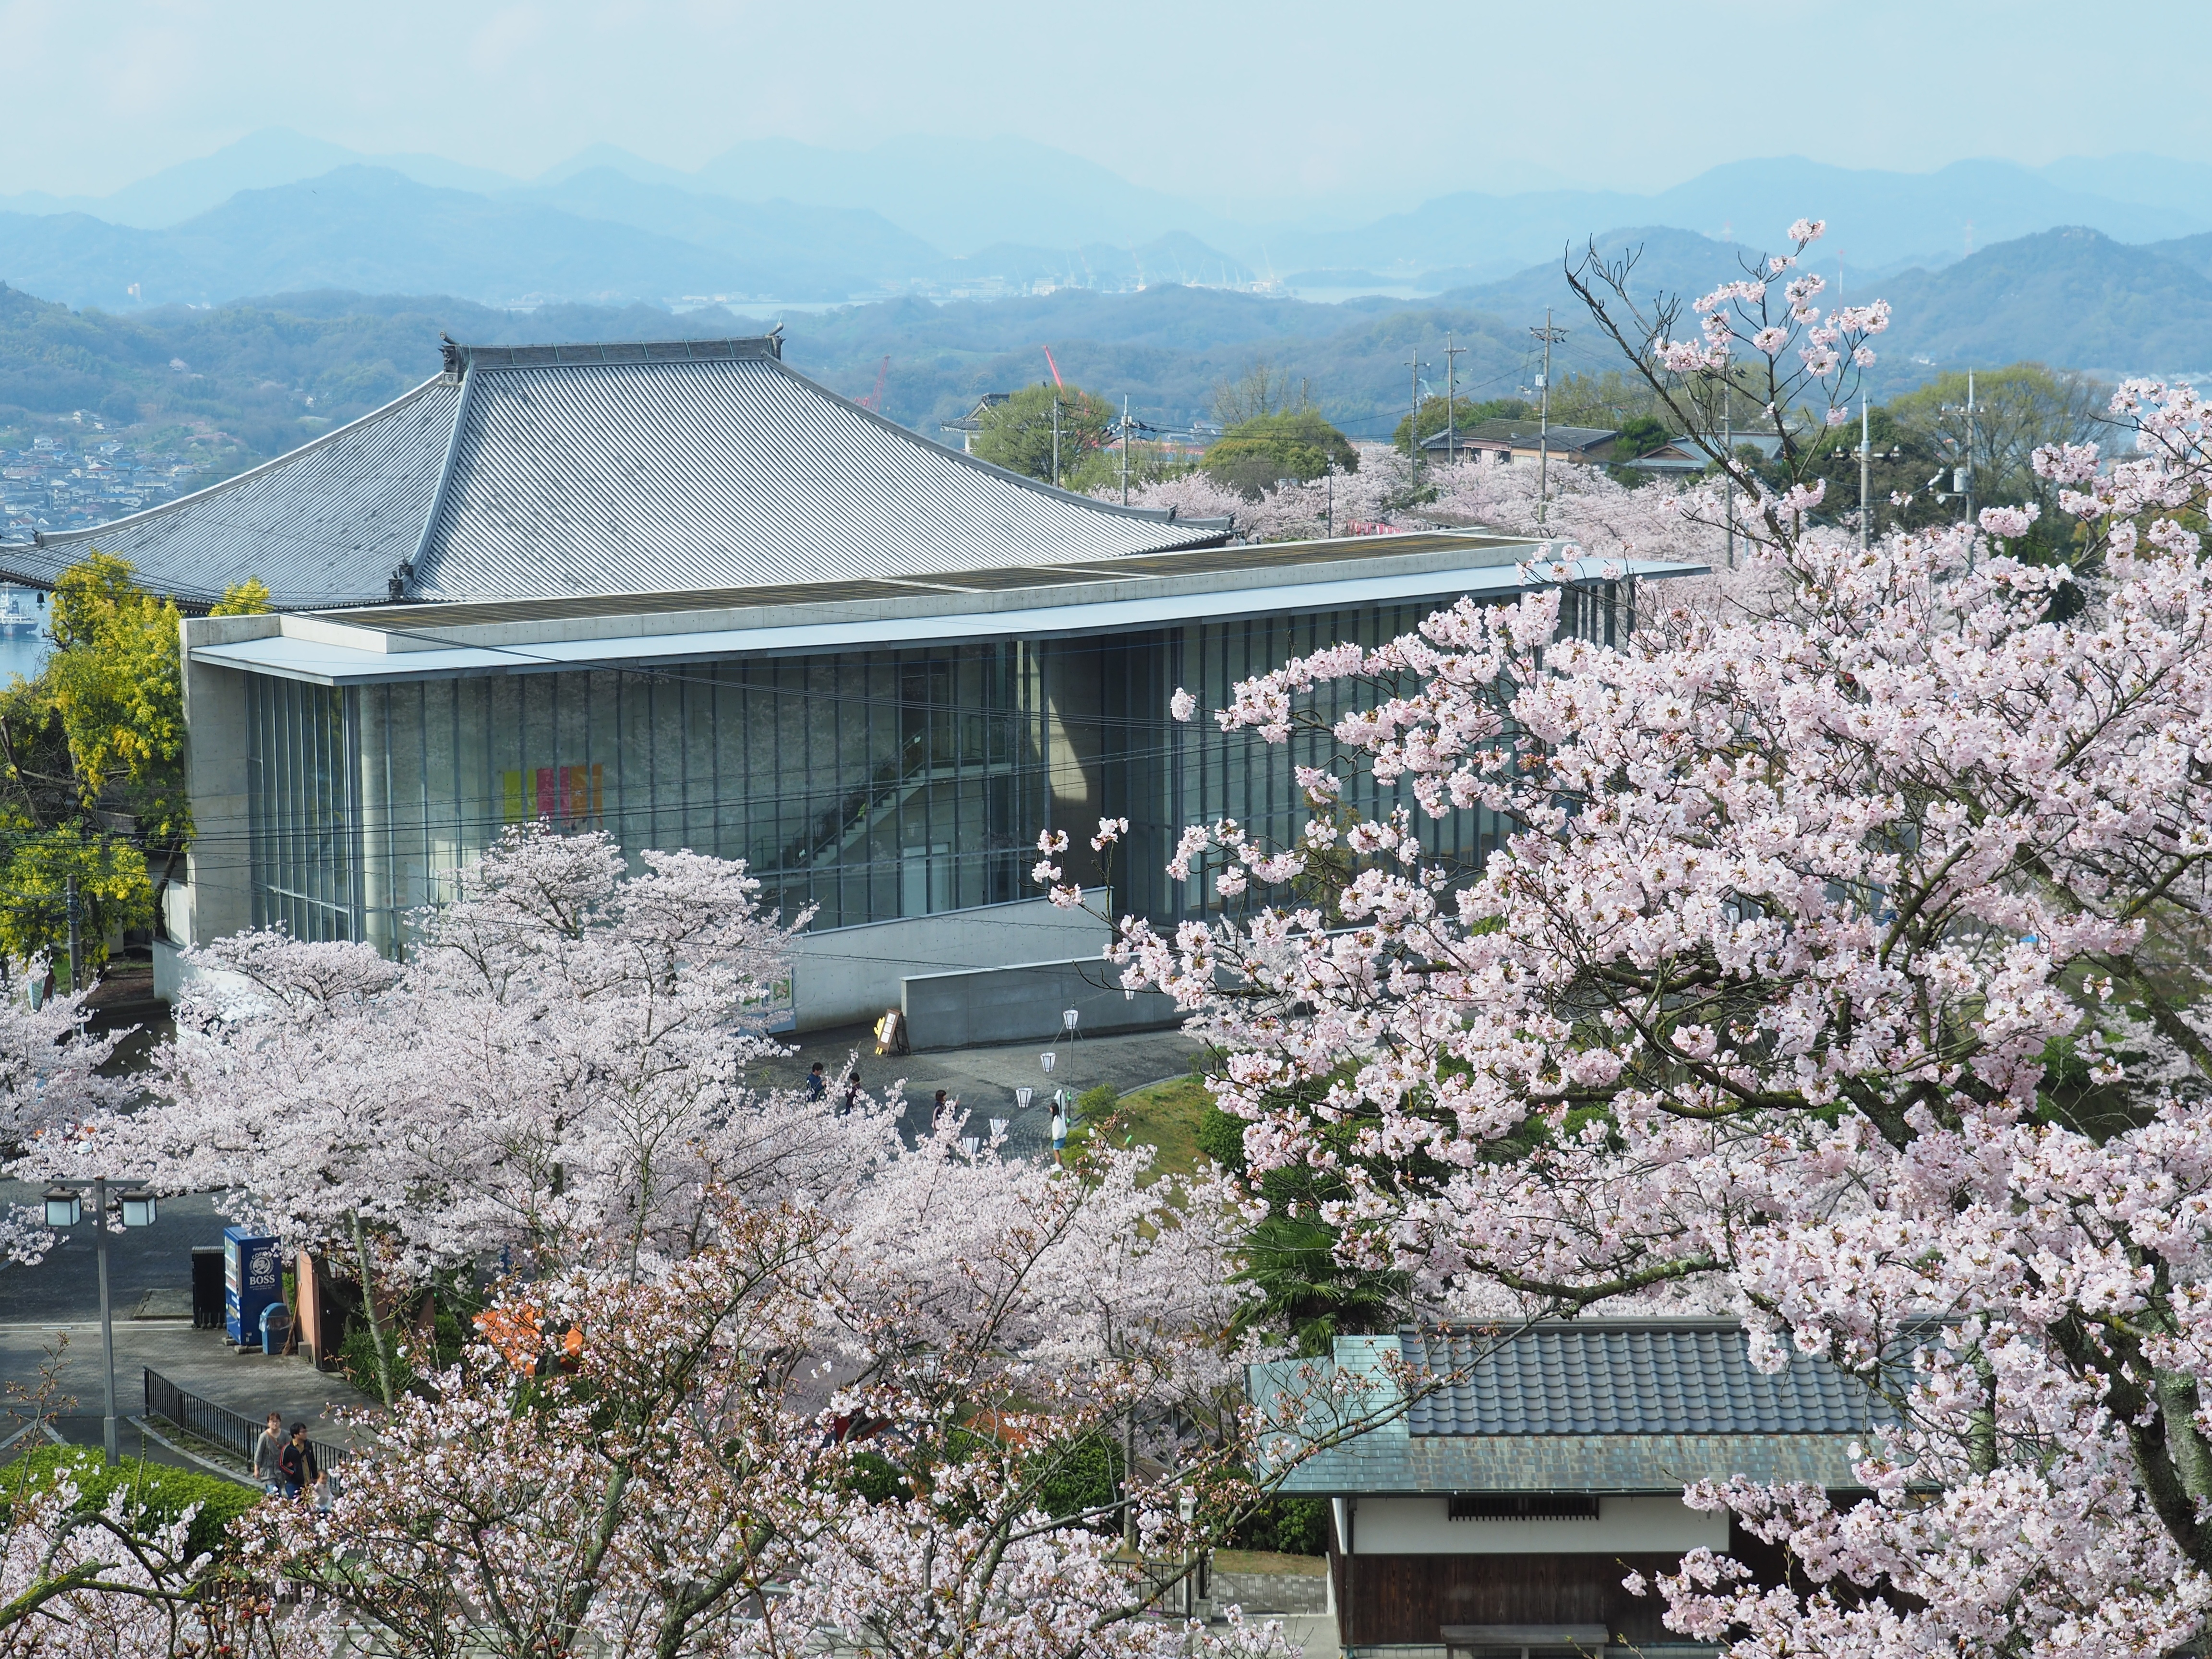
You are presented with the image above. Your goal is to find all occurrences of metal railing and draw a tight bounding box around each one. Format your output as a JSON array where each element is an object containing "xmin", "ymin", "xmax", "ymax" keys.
[{"xmin": 142, "ymin": 1368, "xmax": 350, "ymax": 1476}]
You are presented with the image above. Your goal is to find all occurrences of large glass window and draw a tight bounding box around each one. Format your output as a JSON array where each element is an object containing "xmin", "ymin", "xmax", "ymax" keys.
[
  {"xmin": 246, "ymin": 675, "xmax": 361, "ymax": 942},
  {"xmin": 243, "ymin": 587, "xmax": 1619, "ymax": 955},
  {"xmin": 249, "ymin": 641, "xmax": 1049, "ymax": 953},
  {"xmin": 1093, "ymin": 596, "xmax": 1548, "ymax": 925}
]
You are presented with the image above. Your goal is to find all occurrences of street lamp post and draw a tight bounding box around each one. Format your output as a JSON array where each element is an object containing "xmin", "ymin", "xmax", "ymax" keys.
[
  {"xmin": 44, "ymin": 1177, "xmax": 158, "ymax": 1465},
  {"xmin": 1178, "ymin": 1487, "xmax": 1200, "ymax": 1617}
]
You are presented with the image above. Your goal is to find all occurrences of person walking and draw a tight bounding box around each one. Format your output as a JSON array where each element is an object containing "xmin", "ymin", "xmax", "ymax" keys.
[
  {"xmin": 932, "ymin": 1089, "xmax": 956, "ymax": 1130},
  {"xmin": 1051, "ymin": 1105, "xmax": 1068, "ymax": 1163},
  {"xmin": 806, "ymin": 1061, "xmax": 828, "ymax": 1101},
  {"xmin": 840, "ymin": 1066, "xmax": 862, "ymax": 1115},
  {"xmin": 277, "ymin": 1422, "xmax": 320, "ymax": 1500},
  {"xmin": 252, "ymin": 1412, "xmax": 286, "ymax": 1493}
]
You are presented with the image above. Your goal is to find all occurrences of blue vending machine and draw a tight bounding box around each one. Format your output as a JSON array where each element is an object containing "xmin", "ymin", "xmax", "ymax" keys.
[{"xmin": 224, "ymin": 1226, "xmax": 282, "ymax": 1350}]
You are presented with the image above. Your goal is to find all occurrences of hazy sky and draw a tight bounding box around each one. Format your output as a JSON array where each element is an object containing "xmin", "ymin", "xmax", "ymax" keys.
[{"xmin": 3, "ymin": 0, "xmax": 2205, "ymax": 207}]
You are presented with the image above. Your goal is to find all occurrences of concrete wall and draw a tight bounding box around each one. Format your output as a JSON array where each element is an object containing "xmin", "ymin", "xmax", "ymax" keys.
[
  {"xmin": 902, "ymin": 951, "xmax": 1180, "ymax": 1051},
  {"xmin": 152, "ymin": 937, "xmax": 260, "ymax": 1007},
  {"xmin": 178, "ymin": 614, "xmax": 281, "ymax": 950},
  {"xmin": 790, "ymin": 892, "xmax": 1111, "ymax": 1032},
  {"xmin": 1347, "ymin": 1494, "xmax": 1726, "ymax": 1556}
]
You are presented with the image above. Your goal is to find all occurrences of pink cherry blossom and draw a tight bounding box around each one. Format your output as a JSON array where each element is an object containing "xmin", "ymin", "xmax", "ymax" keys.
[{"xmin": 1104, "ymin": 223, "xmax": 2212, "ymax": 1659}]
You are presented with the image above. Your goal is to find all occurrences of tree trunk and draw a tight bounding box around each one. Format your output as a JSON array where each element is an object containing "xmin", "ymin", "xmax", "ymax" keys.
[{"xmin": 350, "ymin": 1210, "xmax": 397, "ymax": 1408}]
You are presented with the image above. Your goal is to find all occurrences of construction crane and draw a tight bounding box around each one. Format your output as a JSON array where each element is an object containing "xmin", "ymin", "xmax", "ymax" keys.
[
  {"xmin": 857, "ymin": 355, "xmax": 889, "ymax": 413},
  {"xmin": 1042, "ymin": 346, "xmax": 1066, "ymax": 390}
]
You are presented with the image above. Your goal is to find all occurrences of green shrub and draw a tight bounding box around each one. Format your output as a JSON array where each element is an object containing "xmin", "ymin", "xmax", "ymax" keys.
[
  {"xmin": 1195, "ymin": 1105, "xmax": 1249, "ymax": 1172},
  {"xmin": 3, "ymin": 1445, "xmax": 257, "ymax": 1557},
  {"xmin": 1076, "ymin": 1082, "xmax": 1119, "ymax": 1120},
  {"xmin": 338, "ymin": 1295, "xmax": 468, "ymax": 1400},
  {"xmin": 1228, "ymin": 1493, "xmax": 1328, "ymax": 1556},
  {"xmin": 1031, "ymin": 1430, "xmax": 1122, "ymax": 1523}
]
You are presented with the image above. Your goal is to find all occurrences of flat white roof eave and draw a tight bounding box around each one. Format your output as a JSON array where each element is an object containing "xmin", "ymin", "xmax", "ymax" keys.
[{"xmin": 189, "ymin": 558, "xmax": 1706, "ymax": 686}]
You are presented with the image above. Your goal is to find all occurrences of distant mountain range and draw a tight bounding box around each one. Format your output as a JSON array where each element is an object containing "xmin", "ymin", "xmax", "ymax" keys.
[
  {"xmin": 5, "ymin": 218, "xmax": 2207, "ymax": 494},
  {"xmin": 0, "ymin": 167, "xmax": 1255, "ymax": 309},
  {"xmin": 4, "ymin": 128, "xmax": 2212, "ymax": 314}
]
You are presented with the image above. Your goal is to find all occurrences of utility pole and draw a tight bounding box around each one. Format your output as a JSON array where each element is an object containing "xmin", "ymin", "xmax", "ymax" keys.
[
  {"xmin": 1723, "ymin": 403, "xmax": 1735, "ymax": 569},
  {"xmin": 1965, "ymin": 369, "xmax": 1976, "ymax": 528},
  {"xmin": 1325, "ymin": 465, "xmax": 1335, "ymax": 537},
  {"xmin": 1964, "ymin": 368, "xmax": 1979, "ymax": 572},
  {"xmin": 65, "ymin": 873, "xmax": 81, "ymax": 994},
  {"xmin": 1443, "ymin": 334, "xmax": 1467, "ymax": 462},
  {"xmin": 1405, "ymin": 349, "xmax": 1428, "ymax": 459},
  {"xmin": 1119, "ymin": 395, "xmax": 1131, "ymax": 506},
  {"xmin": 1051, "ymin": 395, "xmax": 1061, "ymax": 490},
  {"xmin": 1530, "ymin": 309, "xmax": 1569, "ymax": 531},
  {"xmin": 94, "ymin": 1175, "xmax": 114, "ymax": 1463},
  {"xmin": 1859, "ymin": 395, "xmax": 1871, "ymax": 551}
]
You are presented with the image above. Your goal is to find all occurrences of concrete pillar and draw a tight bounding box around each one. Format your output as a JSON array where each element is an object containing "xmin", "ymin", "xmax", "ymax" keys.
[{"xmin": 179, "ymin": 615, "xmax": 281, "ymax": 948}]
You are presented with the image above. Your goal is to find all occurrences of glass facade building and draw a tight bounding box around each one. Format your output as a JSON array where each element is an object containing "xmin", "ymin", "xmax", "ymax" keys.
[{"xmin": 243, "ymin": 581, "xmax": 1631, "ymax": 955}]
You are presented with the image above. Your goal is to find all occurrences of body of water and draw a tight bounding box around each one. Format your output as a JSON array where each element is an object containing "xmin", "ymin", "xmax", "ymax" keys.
[{"xmin": 0, "ymin": 587, "xmax": 48, "ymax": 685}]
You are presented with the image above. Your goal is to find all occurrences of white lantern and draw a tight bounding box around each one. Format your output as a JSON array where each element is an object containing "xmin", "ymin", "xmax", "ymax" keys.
[
  {"xmin": 961, "ymin": 1136, "xmax": 980, "ymax": 1156},
  {"xmin": 989, "ymin": 1118, "xmax": 1010, "ymax": 1138},
  {"xmin": 1062, "ymin": 1008, "xmax": 1080, "ymax": 1031},
  {"xmin": 119, "ymin": 1189, "xmax": 158, "ymax": 1229},
  {"xmin": 1015, "ymin": 1086, "xmax": 1034, "ymax": 1111},
  {"xmin": 43, "ymin": 1187, "xmax": 79, "ymax": 1228},
  {"xmin": 1039, "ymin": 1052, "xmax": 1056, "ymax": 1075}
]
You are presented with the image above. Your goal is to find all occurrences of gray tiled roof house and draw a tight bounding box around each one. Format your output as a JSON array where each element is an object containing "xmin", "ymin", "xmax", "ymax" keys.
[
  {"xmin": 1424, "ymin": 420, "xmax": 1622, "ymax": 460},
  {"xmin": 1252, "ymin": 1321, "xmax": 1878, "ymax": 1496},
  {"xmin": 0, "ymin": 338, "xmax": 1229, "ymax": 611}
]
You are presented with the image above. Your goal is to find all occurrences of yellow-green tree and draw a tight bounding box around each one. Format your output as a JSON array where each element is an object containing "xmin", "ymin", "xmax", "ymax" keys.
[
  {"xmin": 44, "ymin": 551, "xmax": 190, "ymax": 844},
  {"xmin": 213, "ymin": 577, "xmax": 272, "ymax": 615},
  {"xmin": 0, "ymin": 820, "xmax": 155, "ymax": 974},
  {"xmin": 0, "ymin": 551, "xmax": 255, "ymax": 974}
]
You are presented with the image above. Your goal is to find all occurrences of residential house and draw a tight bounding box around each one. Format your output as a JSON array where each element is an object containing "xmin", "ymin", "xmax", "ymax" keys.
[
  {"xmin": 1423, "ymin": 421, "xmax": 1621, "ymax": 467},
  {"xmin": 1251, "ymin": 1321, "xmax": 1876, "ymax": 1655}
]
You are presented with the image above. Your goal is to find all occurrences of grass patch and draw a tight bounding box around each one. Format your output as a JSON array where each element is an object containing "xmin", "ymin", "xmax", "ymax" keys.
[{"xmin": 1070, "ymin": 1075, "xmax": 1216, "ymax": 1180}]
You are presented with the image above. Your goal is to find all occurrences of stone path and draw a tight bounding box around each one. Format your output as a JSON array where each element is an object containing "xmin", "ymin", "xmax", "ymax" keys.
[{"xmin": 0, "ymin": 1318, "xmax": 377, "ymax": 1454}]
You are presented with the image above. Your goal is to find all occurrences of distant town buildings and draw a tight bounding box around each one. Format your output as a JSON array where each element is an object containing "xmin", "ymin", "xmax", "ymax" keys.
[{"xmin": 0, "ymin": 419, "xmax": 209, "ymax": 539}]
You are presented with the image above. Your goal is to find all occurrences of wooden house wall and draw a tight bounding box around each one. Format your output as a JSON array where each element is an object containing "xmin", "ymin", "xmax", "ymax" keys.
[
  {"xmin": 1329, "ymin": 1518, "xmax": 1799, "ymax": 1647},
  {"xmin": 1331, "ymin": 1549, "xmax": 1687, "ymax": 1647}
]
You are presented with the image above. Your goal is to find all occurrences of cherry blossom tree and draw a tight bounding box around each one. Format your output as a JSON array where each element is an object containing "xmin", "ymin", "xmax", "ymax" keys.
[
  {"xmin": 1105, "ymin": 219, "xmax": 2212, "ymax": 1659},
  {"xmin": 1107, "ymin": 444, "xmax": 1425, "ymax": 543},
  {"xmin": 245, "ymin": 1153, "xmax": 1300, "ymax": 1659},
  {"xmin": 15, "ymin": 825, "xmax": 896, "ymax": 1405},
  {"xmin": 0, "ymin": 1469, "xmax": 317, "ymax": 1659},
  {"xmin": 0, "ymin": 965, "xmax": 134, "ymax": 1268},
  {"xmin": 24, "ymin": 826, "xmax": 886, "ymax": 1275}
]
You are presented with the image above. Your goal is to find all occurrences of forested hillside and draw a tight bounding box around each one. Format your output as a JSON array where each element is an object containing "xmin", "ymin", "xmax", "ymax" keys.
[{"xmin": 4, "ymin": 217, "xmax": 2208, "ymax": 509}]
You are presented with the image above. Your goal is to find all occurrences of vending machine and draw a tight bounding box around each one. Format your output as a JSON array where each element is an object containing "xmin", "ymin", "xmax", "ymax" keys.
[{"xmin": 224, "ymin": 1226, "xmax": 282, "ymax": 1350}]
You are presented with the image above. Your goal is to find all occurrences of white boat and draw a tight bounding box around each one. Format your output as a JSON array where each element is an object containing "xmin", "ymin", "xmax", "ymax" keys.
[{"xmin": 0, "ymin": 595, "xmax": 41, "ymax": 638}]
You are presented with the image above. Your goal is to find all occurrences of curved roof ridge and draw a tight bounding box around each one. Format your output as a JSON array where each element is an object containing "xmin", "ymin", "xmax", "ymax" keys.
[
  {"xmin": 747, "ymin": 353, "xmax": 1214, "ymax": 530},
  {"xmin": 5, "ymin": 341, "xmax": 1233, "ymax": 611},
  {"xmin": 25, "ymin": 376, "xmax": 455, "ymax": 554}
]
